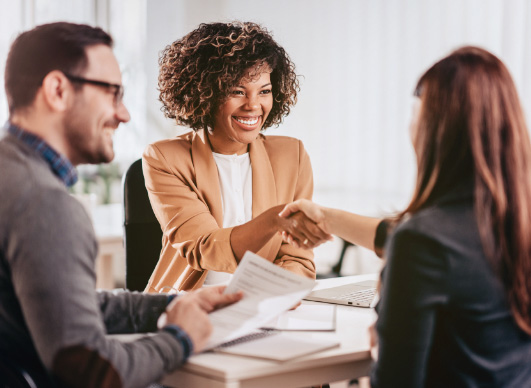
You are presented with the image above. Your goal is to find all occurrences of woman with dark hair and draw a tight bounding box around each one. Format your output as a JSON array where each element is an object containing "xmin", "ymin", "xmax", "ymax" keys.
[
  {"xmin": 144, "ymin": 22, "xmax": 329, "ymax": 293},
  {"xmin": 281, "ymin": 46, "xmax": 531, "ymax": 386}
]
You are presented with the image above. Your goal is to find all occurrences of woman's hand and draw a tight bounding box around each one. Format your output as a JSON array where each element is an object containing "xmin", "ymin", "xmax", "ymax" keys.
[
  {"xmin": 278, "ymin": 200, "xmax": 333, "ymax": 249},
  {"xmin": 279, "ymin": 199, "xmax": 326, "ymax": 226},
  {"xmin": 280, "ymin": 200, "xmax": 384, "ymax": 253},
  {"xmin": 231, "ymin": 203, "xmax": 332, "ymax": 258}
]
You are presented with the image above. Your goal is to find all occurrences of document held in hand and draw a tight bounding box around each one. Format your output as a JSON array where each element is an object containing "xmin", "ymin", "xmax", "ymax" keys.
[{"xmin": 204, "ymin": 251, "xmax": 316, "ymax": 350}]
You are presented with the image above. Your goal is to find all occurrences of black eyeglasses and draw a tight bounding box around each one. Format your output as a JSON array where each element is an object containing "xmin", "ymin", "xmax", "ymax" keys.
[{"xmin": 64, "ymin": 73, "xmax": 124, "ymax": 106}]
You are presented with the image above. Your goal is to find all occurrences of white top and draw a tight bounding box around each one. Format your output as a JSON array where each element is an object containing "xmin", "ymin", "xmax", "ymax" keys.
[{"xmin": 203, "ymin": 152, "xmax": 253, "ymax": 285}]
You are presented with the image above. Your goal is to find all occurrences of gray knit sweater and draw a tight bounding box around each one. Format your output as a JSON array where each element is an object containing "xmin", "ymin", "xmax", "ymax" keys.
[{"xmin": 0, "ymin": 134, "xmax": 188, "ymax": 387}]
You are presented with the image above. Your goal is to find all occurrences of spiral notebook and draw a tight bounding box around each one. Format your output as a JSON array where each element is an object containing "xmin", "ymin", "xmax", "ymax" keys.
[{"xmin": 213, "ymin": 330, "xmax": 340, "ymax": 362}]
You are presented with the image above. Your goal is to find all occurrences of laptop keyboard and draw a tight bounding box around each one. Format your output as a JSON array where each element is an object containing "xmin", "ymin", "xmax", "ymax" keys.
[{"xmin": 330, "ymin": 288, "xmax": 376, "ymax": 304}]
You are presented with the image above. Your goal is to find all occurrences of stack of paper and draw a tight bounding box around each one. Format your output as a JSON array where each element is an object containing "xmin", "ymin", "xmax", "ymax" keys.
[
  {"xmin": 204, "ymin": 251, "xmax": 316, "ymax": 349},
  {"xmin": 214, "ymin": 331, "xmax": 339, "ymax": 361},
  {"xmin": 204, "ymin": 251, "xmax": 340, "ymax": 362},
  {"xmin": 262, "ymin": 304, "xmax": 336, "ymax": 331}
]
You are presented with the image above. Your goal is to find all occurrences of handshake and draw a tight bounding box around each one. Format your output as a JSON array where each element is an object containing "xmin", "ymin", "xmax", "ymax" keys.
[{"xmin": 277, "ymin": 199, "xmax": 333, "ymax": 249}]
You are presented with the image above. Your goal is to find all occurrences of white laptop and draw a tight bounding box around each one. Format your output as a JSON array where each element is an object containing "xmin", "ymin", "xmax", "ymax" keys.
[{"xmin": 303, "ymin": 280, "xmax": 378, "ymax": 308}]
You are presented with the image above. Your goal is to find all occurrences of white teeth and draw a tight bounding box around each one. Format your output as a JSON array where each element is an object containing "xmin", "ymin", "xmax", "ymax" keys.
[{"xmin": 235, "ymin": 117, "xmax": 259, "ymax": 125}]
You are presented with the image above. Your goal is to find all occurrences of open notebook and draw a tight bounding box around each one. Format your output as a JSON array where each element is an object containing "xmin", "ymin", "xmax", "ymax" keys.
[
  {"xmin": 213, "ymin": 330, "xmax": 339, "ymax": 362},
  {"xmin": 303, "ymin": 280, "xmax": 378, "ymax": 308}
]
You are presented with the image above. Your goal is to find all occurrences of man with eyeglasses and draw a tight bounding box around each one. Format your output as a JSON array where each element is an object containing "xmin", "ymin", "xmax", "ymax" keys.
[{"xmin": 0, "ymin": 22, "xmax": 242, "ymax": 387}]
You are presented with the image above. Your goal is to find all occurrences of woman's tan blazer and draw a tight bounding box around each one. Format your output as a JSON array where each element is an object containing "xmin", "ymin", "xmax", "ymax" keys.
[{"xmin": 142, "ymin": 129, "xmax": 316, "ymax": 292}]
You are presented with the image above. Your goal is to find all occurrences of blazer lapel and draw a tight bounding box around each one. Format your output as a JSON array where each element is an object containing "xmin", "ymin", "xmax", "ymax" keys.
[
  {"xmin": 192, "ymin": 130, "xmax": 224, "ymax": 226},
  {"xmin": 250, "ymin": 135, "xmax": 277, "ymax": 217},
  {"xmin": 249, "ymin": 136, "xmax": 281, "ymax": 261}
]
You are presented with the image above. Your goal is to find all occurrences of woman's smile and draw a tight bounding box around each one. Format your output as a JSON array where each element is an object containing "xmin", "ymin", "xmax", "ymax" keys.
[{"xmin": 232, "ymin": 115, "xmax": 261, "ymax": 130}]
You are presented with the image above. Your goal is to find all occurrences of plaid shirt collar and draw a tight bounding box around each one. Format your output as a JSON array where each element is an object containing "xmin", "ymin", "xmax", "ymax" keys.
[{"xmin": 5, "ymin": 122, "xmax": 78, "ymax": 187}]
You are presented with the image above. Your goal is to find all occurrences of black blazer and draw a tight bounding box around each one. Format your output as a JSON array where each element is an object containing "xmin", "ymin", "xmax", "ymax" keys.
[{"xmin": 371, "ymin": 189, "xmax": 531, "ymax": 388}]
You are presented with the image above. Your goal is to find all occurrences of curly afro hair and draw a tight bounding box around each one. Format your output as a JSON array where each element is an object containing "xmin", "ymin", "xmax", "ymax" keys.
[{"xmin": 158, "ymin": 21, "xmax": 299, "ymax": 131}]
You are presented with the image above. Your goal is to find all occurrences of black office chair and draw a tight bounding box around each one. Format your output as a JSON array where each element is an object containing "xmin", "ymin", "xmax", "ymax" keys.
[
  {"xmin": 122, "ymin": 159, "xmax": 163, "ymax": 292},
  {"xmin": 316, "ymin": 239, "xmax": 357, "ymax": 279}
]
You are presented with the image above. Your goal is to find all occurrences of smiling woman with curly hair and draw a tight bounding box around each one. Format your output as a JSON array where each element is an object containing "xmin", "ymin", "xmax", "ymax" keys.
[
  {"xmin": 143, "ymin": 22, "xmax": 329, "ymax": 293},
  {"xmin": 158, "ymin": 22, "xmax": 298, "ymax": 131}
]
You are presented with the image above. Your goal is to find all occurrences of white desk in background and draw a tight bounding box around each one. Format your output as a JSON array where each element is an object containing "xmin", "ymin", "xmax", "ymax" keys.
[
  {"xmin": 158, "ymin": 273, "xmax": 378, "ymax": 388},
  {"xmin": 91, "ymin": 203, "xmax": 124, "ymax": 289}
]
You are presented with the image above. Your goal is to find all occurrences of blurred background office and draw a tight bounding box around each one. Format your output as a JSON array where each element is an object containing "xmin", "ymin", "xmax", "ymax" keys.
[{"xmin": 1, "ymin": 0, "xmax": 530, "ymax": 282}]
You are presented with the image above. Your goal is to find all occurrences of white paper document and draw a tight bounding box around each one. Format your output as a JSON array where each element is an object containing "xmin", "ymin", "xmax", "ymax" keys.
[
  {"xmin": 204, "ymin": 251, "xmax": 316, "ymax": 349},
  {"xmin": 261, "ymin": 304, "xmax": 336, "ymax": 331}
]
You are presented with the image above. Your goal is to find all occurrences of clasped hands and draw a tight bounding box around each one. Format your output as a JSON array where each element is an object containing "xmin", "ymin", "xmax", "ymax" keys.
[{"xmin": 277, "ymin": 199, "xmax": 333, "ymax": 249}]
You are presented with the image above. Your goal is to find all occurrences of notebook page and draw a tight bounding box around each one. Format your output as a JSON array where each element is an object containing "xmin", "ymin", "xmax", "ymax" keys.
[
  {"xmin": 262, "ymin": 304, "xmax": 336, "ymax": 331},
  {"xmin": 215, "ymin": 333, "xmax": 340, "ymax": 361},
  {"xmin": 204, "ymin": 251, "xmax": 316, "ymax": 349}
]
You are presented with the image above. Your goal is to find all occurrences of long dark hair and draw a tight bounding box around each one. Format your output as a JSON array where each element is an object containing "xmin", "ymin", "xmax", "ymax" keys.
[{"xmin": 401, "ymin": 46, "xmax": 531, "ymax": 334}]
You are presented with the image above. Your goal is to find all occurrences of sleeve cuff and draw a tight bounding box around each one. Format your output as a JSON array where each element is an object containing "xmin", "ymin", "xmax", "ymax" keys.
[
  {"xmin": 167, "ymin": 294, "xmax": 178, "ymax": 305},
  {"xmin": 374, "ymin": 220, "xmax": 391, "ymax": 258},
  {"xmin": 162, "ymin": 324, "xmax": 194, "ymax": 359}
]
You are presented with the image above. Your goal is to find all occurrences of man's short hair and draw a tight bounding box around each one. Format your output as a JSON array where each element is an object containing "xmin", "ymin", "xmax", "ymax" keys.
[{"xmin": 4, "ymin": 22, "xmax": 113, "ymax": 114}]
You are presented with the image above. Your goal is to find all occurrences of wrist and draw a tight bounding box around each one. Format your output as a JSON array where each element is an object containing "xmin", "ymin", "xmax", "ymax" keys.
[
  {"xmin": 162, "ymin": 324, "xmax": 194, "ymax": 358},
  {"xmin": 321, "ymin": 207, "xmax": 334, "ymax": 234},
  {"xmin": 266, "ymin": 205, "xmax": 285, "ymax": 234}
]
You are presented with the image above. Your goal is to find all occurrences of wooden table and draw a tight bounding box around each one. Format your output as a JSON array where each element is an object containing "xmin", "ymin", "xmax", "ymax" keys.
[{"xmin": 92, "ymin": 203, "xmax": 124, "ymax": 289}]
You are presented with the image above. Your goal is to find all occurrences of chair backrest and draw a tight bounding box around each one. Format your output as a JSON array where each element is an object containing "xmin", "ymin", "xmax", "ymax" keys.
[
  {"xmin": 0, "ymin": 354, "xmax": 39, "ymax": 388},
  {"xmin": 122, "ymin": 159, "xmax": 163, "ymax": 292}
]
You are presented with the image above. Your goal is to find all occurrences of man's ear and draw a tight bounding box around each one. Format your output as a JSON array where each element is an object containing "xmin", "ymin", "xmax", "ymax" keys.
[{"xmin": 41, "ymin": 70, "xmax": 73, "ymax": 112}]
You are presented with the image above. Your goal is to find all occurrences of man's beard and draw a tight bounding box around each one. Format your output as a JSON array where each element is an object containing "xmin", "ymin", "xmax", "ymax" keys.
[{"xmin": 62, "ymin": 100, "xmax": 117, "ymax": 165}]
